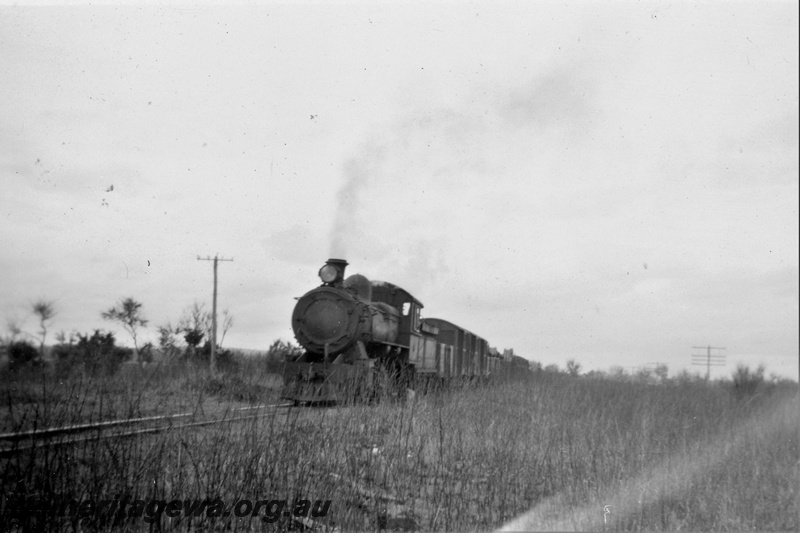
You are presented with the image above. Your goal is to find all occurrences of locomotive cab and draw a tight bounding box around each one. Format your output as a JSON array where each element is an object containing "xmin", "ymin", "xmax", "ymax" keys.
[{"xmin": 370, "ymin": 281, "xmax": 423, "ymax": 346}]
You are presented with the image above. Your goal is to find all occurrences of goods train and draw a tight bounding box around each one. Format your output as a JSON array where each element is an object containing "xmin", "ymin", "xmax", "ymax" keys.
[{"xmin": 281, "ymin": 259, "xmax": 528, "ymax": 403}]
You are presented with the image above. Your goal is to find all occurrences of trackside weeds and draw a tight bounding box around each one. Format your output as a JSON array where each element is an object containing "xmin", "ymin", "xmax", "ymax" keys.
[{"xmin": 1, "ymin": 495, "xmax": 332, "ymax": 524}]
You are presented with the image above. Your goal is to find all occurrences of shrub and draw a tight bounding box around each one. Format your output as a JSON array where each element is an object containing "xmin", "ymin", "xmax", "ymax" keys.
[
  {"xmin": 7, "ymin": 341, "xmax": 39, "ymax": 370},
  {"xmin": 266, "ymin": 338, "xmax": 304, "ymax": 363},
  {"xmin": 183, "ymin": 342, "xmax": 240, "ymax": 373},
  {"xmin": 566, "ymin": 359, "xmax": 581, "ymax": 377},
  {"xmin": 53, "ymin": 330, "xmax": 132, "ymax": 376},
  {"xmin": 215, "ymin": 347, "xmax": 239, "ymax": 373},
  {"xmin": 139, "ymin": 341, "xmax": 155, "ymax": 363},
  {"xmin": 731, "ymin": 363, "xmax": 765, "ymax": 400},
  {"xmin": 157, "ymin": 323, "xmax": 183, "ymax": 359}
]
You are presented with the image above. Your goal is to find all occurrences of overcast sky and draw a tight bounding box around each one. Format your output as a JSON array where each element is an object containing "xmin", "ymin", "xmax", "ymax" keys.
[{"xmin": 2, "ymin": 1, "xmax": 797, "ymax": 379}]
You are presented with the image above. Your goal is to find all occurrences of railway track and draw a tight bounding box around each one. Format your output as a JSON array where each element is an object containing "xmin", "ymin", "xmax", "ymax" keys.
[
  {"xmin": 0, "ymin": 401, "xmax": 418, "ymax": 530},
  {"xmin": 0, "ymin": 402, "xmax": 294, "ymax": 457}
]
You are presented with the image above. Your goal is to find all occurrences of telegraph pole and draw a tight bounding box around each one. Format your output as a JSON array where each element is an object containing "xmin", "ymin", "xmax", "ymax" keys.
[
  {"xmin": 197, "ymin": 254, "xmax": 233, "ymax": 374},
  {"xmin": 691, "ymin": 346, "xmax": 726, "ymax": 380}
]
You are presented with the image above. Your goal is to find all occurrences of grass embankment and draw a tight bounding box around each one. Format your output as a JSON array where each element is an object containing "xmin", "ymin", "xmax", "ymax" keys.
[
  {"xmin": 0, "ymin": 358, "xmax": 284, "ymax": 433},
  {"xmin": 1, "ymin": 362, "xmax": 797, "ymax": 531}
]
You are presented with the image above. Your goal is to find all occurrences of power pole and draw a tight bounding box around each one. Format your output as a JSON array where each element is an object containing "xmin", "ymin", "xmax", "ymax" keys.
[
  {"xmin": 197, "ymin": 254, "xmax": 233, "ymax": 374},
  {"xmin": 691, "ymin": 346, "xmax": 726, "ymax": 380}
]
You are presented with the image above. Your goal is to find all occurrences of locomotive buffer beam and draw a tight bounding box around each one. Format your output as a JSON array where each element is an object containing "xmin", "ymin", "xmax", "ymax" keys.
[{"xmin": 282, "ymin": 342, "xmax": 374, "ymax": 404}]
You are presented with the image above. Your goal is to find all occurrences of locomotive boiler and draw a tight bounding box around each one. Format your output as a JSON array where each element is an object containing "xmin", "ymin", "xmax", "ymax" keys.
[
  {"xmin": 282, "ymin": 259, "xmax": 521, "ymax": 404},
  {"xmin": 291, "ymin": 259, "xmax": 400, "ymax": 360}
]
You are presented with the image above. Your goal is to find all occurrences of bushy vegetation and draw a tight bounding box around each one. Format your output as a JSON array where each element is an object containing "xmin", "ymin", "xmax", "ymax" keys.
[
  {"xmin": 52, "ymin": 330, "xmax": 133, "ymax": 376},
  {"xmin": 3, "ymin": 297, "xmax": 241, "ymax": 376},
  {"xmin": 265, "ymin": 338, "xmax": 305, "ymax": 363},
  {"xmin": 731, "ymin": 363, "xmax": 766, "ymax": 400},
  {"xmin": 179, "ymin": 342, "xmax": 240, "ymax": 373},
  {"xmin": 2, "ymin": 296, "xmax": 794, "ymax": 530},
  {"xmin": 0, "ymin": 361, "xmax": 796, "ymax": 531},
  {"xmin": 6, "ymin": 341, "xmax": 40, "ymax": 370}
]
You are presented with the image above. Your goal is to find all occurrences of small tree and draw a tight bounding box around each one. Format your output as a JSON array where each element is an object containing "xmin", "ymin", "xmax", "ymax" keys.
[
  {"xmin": 653, "ymin": 363, "xmax": 669, "ymax": 383},
  {"xmin": 566, "ymin": 359, "xmax": 582, "ymax": 377},
  {"xmin": 33, "ymin": 300, "xmax": 56, "ymax": 358},
  {"xmin": 178, "ymin": 302, "xmax": 216, "ymax": 363},
  {"xmin": 184, "ymin": 328, "xmax": 205, "ymax": 352},
  {"xmin": 157, "ymin": 322, "xmax": 182, "ymax": 359},
  {"xmin": 55, "ymin": 330, "xmax": 78, "ymax": 346},
  {"xmin": 101, "ymin": 297, "xmax": 148, "ymax": 362},
  {"xmin": 732, "ymin": 363, "xmax": 765, "ymax": 400},
  {"xmin": 179, "ymin": 302, "xmax": 210, "ymax": 342}
]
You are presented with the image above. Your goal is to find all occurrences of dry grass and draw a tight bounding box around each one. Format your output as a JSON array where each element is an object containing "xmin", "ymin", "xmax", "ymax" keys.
[{"xmin": 0, "ymin": 362, "xmax": 797, "ymax": 531}]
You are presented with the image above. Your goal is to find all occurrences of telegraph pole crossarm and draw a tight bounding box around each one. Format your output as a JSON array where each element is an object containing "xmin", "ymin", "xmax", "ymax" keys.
[
  {"xmin": 691, "ymin": 345, "xmax": 726, "ymax": 380},
  {"xmin": 197, "ymin": 255, "xmax": 234, "ymax": 374}
]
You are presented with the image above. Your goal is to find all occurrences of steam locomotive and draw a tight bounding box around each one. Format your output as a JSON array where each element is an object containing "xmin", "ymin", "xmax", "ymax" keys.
[{"xmin": 282, "ymin": 259, "xmax": 525, "ymax": 403}]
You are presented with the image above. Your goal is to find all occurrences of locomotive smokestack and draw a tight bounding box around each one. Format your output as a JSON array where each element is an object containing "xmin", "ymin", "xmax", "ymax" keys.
[{"xmin": 319, "ymin": 258, "xmax": 348, "ymax": 287}]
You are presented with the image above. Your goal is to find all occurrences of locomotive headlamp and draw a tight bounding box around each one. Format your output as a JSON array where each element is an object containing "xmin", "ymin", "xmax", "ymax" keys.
[
  {"xmin": 319, "ymin": 258, "xmax": 349, "ymax": 285},
  {"xmin": 319, "ymin": 264, "xmax": 339, "ymax": 283}
]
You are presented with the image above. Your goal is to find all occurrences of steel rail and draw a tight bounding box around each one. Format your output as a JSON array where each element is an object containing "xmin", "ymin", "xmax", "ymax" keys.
[
  {"xmin": 0, "ymin": 412, "xmax": 194, "ymax": 442},
  {"xmin": 0, "ymin": 403, "xmax": 294, "ymax": 457}
]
